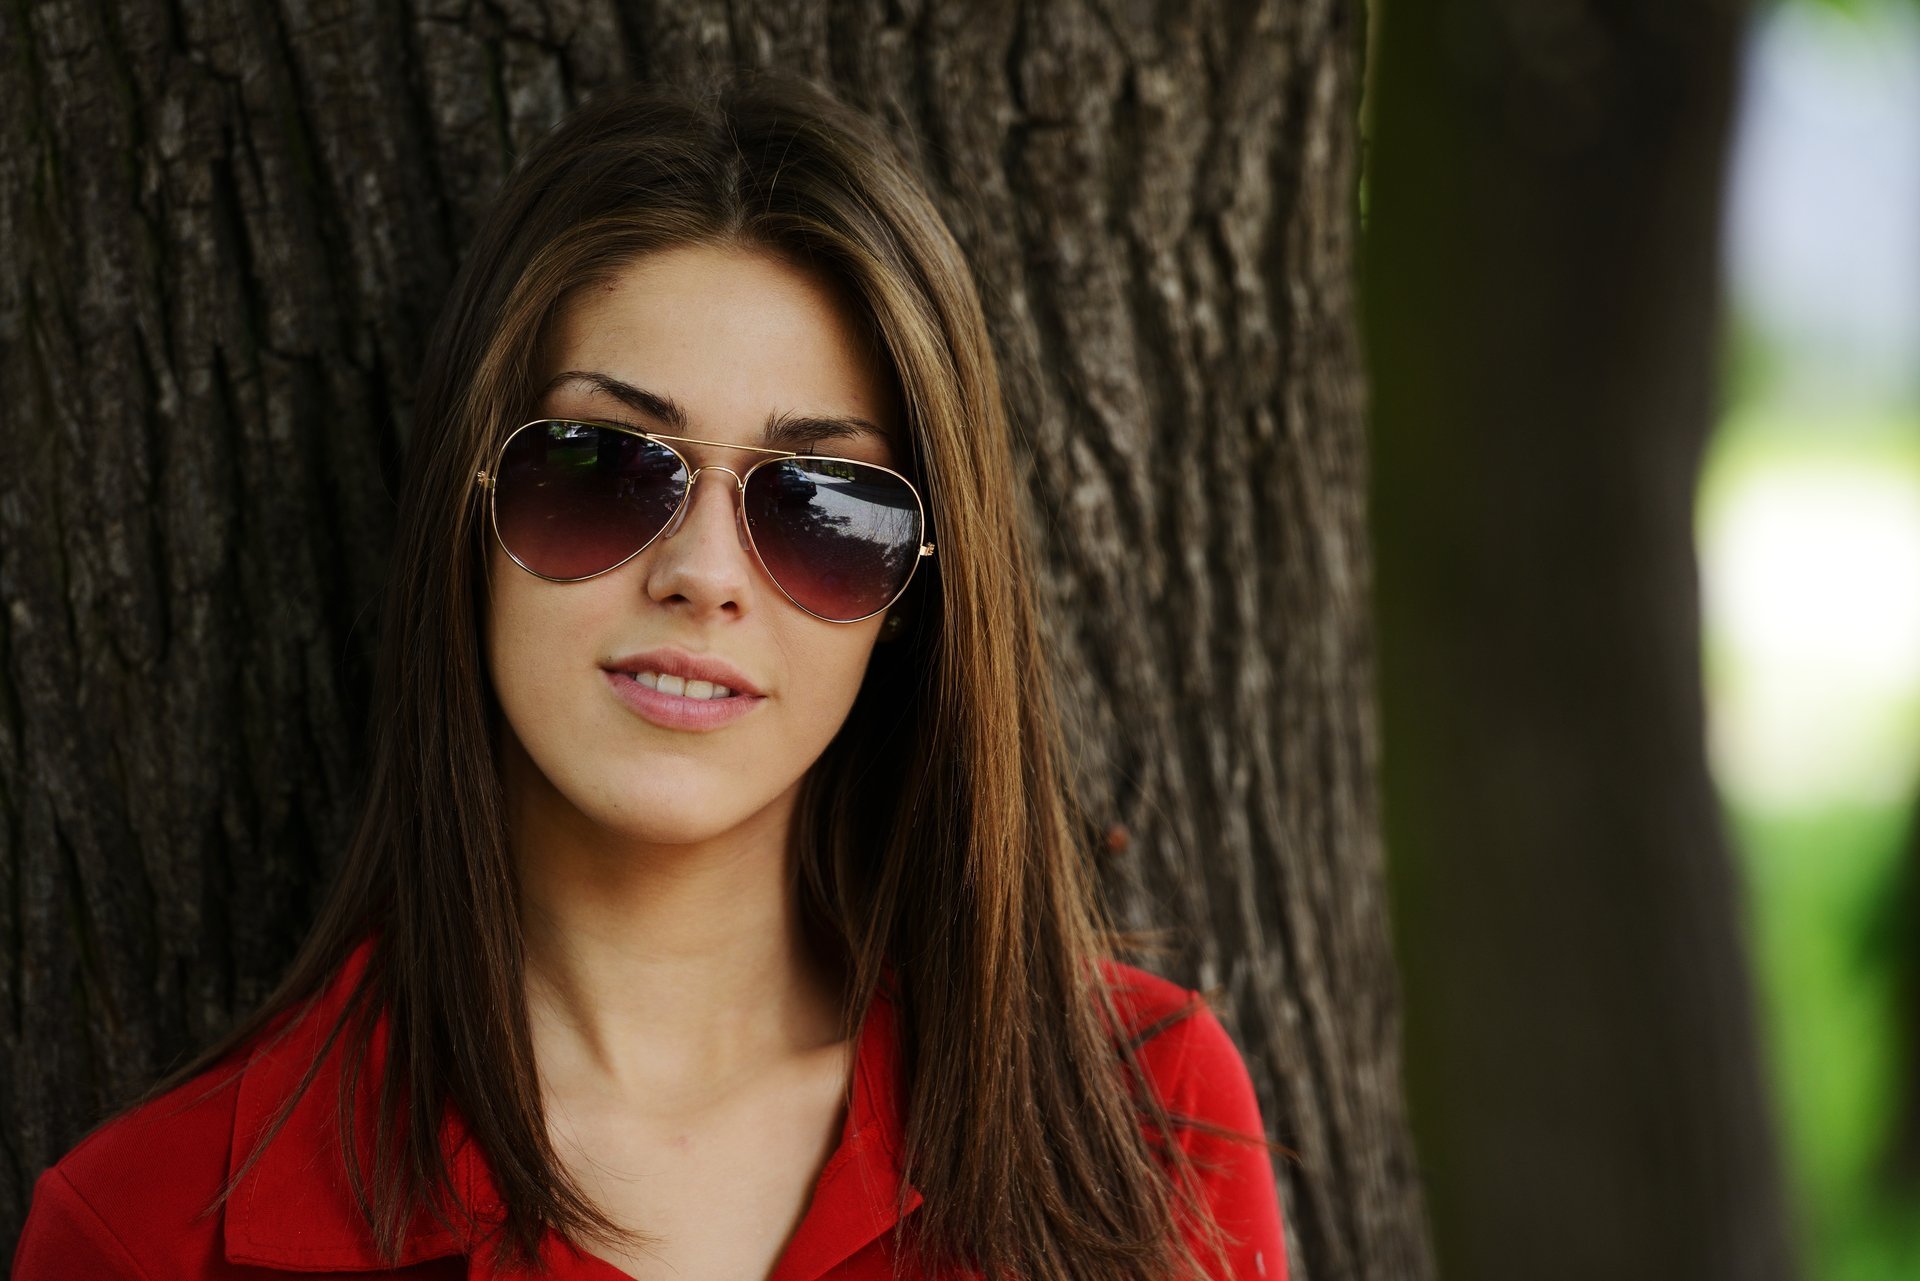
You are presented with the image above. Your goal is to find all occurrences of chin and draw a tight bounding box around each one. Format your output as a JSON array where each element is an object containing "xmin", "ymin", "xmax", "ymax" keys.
[{"xmin": 572, "ymin": 774, "xmax": 758, "ymax": 843}]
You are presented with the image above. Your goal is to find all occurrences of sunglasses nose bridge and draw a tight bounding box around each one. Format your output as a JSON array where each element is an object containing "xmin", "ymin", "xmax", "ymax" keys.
[{"xmin": 658, "ymin": 463, "xmax": 752, "ymax": 552}]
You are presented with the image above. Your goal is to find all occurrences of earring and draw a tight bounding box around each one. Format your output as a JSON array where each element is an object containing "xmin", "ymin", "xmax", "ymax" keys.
[{"xmin": 881, "ymin": 612, "xmax": 905, "ymax": 638}]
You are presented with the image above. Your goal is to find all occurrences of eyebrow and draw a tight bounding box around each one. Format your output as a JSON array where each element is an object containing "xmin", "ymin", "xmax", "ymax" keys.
[{"xmin": 543, "ymin": 370, "xmax": 893, "ymax": 453}]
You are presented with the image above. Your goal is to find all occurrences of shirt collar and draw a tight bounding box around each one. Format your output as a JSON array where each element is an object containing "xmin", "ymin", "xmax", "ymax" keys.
[{"xmin": 222, "ymin": 935, "xmax": 921, "ymax": 1278}]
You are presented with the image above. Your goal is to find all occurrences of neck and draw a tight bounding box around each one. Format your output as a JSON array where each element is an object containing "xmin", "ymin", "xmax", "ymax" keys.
[{"xmin": 503, "ymin": 740, "xmax": 849, "ymax": 1102}]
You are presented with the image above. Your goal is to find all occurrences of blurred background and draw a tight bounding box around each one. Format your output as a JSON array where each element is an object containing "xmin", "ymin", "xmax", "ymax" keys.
[
  {"xmin": 1705, "ymin": 0, "xmax": 1920, "ymax": 1276},
  {"xmin": 1365, "ymin": 0, "xmax": 1920, "ymax": 1277}
]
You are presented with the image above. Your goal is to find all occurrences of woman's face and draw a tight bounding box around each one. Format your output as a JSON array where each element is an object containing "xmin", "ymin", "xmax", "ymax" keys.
[{"xmin": 485, "ymin": 242, "xmax": 903, "ymax": 848}]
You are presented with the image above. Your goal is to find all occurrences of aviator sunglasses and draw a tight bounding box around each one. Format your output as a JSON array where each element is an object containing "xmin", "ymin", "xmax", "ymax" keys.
[{"xmin": 474, "ymin": 417, "xmax": 936, "ymax": 624}]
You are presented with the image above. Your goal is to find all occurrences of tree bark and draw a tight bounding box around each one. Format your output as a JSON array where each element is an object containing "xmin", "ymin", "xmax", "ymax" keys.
[
  {"xmin": 1363, "ymin": 2, "xmax": 1798, "ymax": 1279},
  {"xmin": 0, "ymin": 2, "xmax": 1429, "ymax": 1277}
]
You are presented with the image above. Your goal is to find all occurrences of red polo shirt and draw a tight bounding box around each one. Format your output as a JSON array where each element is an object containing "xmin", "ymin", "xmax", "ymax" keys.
[{"xmin": 13, "ymin": 936, "xmax": 1289, "ymax": 1279}]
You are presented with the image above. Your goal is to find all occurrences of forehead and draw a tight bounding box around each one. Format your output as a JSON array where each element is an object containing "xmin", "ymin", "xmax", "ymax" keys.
[{"xmin": 541, "ymin": 244, "xmax": 900, "ymax": 443}]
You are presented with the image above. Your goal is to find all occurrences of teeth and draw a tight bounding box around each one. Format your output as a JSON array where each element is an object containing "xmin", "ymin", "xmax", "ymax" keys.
[{"xmin": 627, "ymin": 670, "xmax": 735, "ymax": 700}]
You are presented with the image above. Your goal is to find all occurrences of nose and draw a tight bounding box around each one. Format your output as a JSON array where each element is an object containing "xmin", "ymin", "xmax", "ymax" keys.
[
  {"xmin": 658, "ymin": 465, "xmax": 753, "ymax": 549},
  {"xmin": 645, "ymin": 466, "xmax": 757, "ymax": 614}
]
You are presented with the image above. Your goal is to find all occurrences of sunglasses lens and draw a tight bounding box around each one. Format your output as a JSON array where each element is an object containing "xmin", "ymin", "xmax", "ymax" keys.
[
  {"xmin": 744, "ymin": 458, "xmax": 924, "ymax": 622},
  {"xmin": 493, "ymin": 421, "xmax": 686, "ymax": 578}
]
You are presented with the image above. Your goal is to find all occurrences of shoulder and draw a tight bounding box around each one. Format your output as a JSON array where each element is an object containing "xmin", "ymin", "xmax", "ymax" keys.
[
  {"xmin": 1094, "ymin": 957, "xmax": 1262, "ymax": 1132},
  {"xmin": 1094, "ymin": 957, "xmax": 1291, "ymax": 1281},
  {"xmin": 14, "ymin": 940, "xmax": 375, "ymax": 1281},
  {"xmin": 12, "ymin": 1053, "xmax": 250, "ymax": 1281}
]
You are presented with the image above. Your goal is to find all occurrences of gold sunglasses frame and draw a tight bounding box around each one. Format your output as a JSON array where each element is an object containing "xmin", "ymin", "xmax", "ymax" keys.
[{"xmin": 473, "ymin": 416, "xmax": 936, "ymax": 625}]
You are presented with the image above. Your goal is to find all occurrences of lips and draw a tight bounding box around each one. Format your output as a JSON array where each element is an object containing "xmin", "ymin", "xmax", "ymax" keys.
[
  {"xmin": 603, "ymin": 668, "xmax": 765, "ymax": 731},
  {"xmin": 601, "ymin": 646, "xmax": 766, "ymax": 698}
]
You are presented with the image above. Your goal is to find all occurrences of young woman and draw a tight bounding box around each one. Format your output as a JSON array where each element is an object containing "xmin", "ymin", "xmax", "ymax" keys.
[{"xmin": 12, "ymin": 70, "xmax": 1289, "ymax": 1281}]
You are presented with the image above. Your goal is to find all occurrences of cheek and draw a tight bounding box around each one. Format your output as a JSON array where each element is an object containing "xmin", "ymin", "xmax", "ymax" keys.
[
  {"xmin": 779, "ymin": 624, "xmax": 884, "ymax": 746},
  {"xmin": 484, "ymin": 555, "xmax": 609, "ymax": 730}
]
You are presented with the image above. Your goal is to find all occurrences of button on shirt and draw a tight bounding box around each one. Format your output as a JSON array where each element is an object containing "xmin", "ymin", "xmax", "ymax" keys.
[{"xmin": 13, "ymin": 936, "xmax": 1289, "ymax": 1280}]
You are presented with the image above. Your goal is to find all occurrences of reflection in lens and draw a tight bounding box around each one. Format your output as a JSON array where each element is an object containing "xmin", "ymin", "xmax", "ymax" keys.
[
  {"xmin": 493, "ymin": 421, "xmax": 686, "ymax": 578},
  {"xmin": 744, "ymin": 458, "xmax": 922, "ymax": 621}
]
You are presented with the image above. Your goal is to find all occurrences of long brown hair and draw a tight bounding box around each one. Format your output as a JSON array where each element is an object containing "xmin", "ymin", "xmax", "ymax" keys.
[{"xmin": 124, "ymin": 68, "xmax": 1264, "ymax": 1281}]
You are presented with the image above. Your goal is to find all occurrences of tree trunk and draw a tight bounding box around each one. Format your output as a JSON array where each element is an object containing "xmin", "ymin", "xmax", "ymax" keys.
[
  {"xmin": 1363, "ymin": 2, "xmax": 1798, "ymax": 1279},
  {"xmin": 0, "ymin": 2, "xmax": 1430, "ymax": 1277}
]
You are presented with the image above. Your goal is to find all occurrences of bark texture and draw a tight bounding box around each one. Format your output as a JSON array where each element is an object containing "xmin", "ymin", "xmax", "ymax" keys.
[
  {"xmin": 1363, "ymin": 2, "xmax": 1798, "ymax": 1279},
  {"xmin": 0, "ymin": 2, "xmax": 1428, "ymax": 1277}
]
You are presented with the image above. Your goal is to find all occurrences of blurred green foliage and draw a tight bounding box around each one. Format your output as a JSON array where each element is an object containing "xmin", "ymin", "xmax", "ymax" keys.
[
  {"xmin": 1732, "ymin": 799, "xmax": 1920, "ymax": 1279},
  {"xmin": 1701, "ymin": 402, "xmax": 1920, "ymax": 1277},
  {"xmin": 1780, "ymin": 0, "xmax": 1915, "ymax": 16}
]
